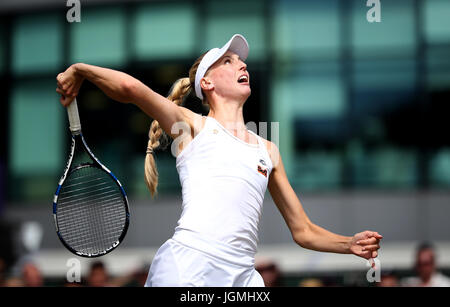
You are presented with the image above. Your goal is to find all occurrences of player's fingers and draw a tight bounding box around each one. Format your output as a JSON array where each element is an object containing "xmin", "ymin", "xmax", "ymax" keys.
[
  {"xmin": 374, "ymin": 232, "xmax": 383, "ymax": 239},
  {"xmin": 63, "ymin": 80, "xmax": 73, "ymax": 91},
  {"xmin": 361, "ymin": 244, "xmax": 380, "ymax": 252},
  {"xmin": 372, "ymin": 251, "xmax": 378, "ymax": 258},
  {"xmin": 56, "ymin": 73, "xmax": 66, "ymax": 86},
  {"xmin": 357, "ymin": 237, "xmax": 378, "ymax": 245},
  {"xmin": 56, "ymin": 73, "xmax": 73, "ymax": 90},
  {"xmin": 64, "ymin": 96, "xmax": 75, "ymax": 107},
  {"xmin": 367, "ymin": 230, "xmax": 379, "ymax": 238},
  {"xmin": 359, "ymin": 230, "xmax": 372, "ymax": 239},
  {"xmin": 56, "ymin": 87, "xmax": 76, "ymax": 101},
  {"xmin": 59, "ymin": 93, "xmax": 74, "ymax": 107},
  {"xmin": 359, "ymin": 250, "xmax": 372, "ymax": 260}
]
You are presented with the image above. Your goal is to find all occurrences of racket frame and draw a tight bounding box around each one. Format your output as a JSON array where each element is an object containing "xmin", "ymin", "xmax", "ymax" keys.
[{"xmin": 53, "ymin": 99, "xmax": 130, "ymax": 258}]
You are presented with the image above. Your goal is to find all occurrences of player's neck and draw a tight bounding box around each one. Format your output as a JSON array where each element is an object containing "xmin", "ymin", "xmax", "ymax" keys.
[{"xmin": 207, "ymin": 107, "xmax": 247, "ymax": 135}]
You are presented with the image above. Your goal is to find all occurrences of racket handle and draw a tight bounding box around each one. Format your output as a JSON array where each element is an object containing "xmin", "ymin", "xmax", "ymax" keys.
[{"xmin": 67, "ymin": 98, "xmax": 82, "ymax": 134}]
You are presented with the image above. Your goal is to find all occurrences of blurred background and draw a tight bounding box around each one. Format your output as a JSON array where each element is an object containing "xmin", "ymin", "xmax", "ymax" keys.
[{"xmin": 1, "ymin": 0, "xmax": 450, "ymax": 287}]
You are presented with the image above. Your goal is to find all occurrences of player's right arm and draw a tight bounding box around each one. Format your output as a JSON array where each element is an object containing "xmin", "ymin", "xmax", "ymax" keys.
[{"xmin": 56, "ymin": 63, "xmax": 196, "ymax": 139}]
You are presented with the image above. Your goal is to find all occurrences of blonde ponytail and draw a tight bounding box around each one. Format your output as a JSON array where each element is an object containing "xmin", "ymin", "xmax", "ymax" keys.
[
  {"xmin": 144, "ymin": 78, "xmax": 191, "ymax": 197},
  {"xmin": 144, "ymin": 51, "xmax": 208, "ymax": 198}
]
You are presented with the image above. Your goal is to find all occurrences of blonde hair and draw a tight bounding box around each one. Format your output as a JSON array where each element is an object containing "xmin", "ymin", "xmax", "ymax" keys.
[{"xmin": 144, "ymin": 52, "xmax": 207, "ymax": 197}]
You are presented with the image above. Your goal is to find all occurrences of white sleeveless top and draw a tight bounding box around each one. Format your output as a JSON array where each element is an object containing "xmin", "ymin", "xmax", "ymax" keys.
[{"xmin": 174, "ymin": 116, "xmax": 273, "ymax": 253}]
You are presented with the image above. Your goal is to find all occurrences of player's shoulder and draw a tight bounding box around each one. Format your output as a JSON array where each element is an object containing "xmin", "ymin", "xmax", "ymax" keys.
[
  {"xmin": 258, "ymin": 136, "xmax": 281, "ymax": 168},
  {"xmin": 179, "ymin": 106, "xmax": 202, "ymax": 122},
  {"xmin": 178, "ymin": 107, "xmax": 205, "ymax": 135},
  {"xmin": 257, "ymin": 136, "xmax": 279, "ymax": 153}
]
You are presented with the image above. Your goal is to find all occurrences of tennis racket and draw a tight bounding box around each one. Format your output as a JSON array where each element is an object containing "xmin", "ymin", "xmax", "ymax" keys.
[{"xmin": 53, "ymin": 98, "xmax": 130, "ymax": 257}]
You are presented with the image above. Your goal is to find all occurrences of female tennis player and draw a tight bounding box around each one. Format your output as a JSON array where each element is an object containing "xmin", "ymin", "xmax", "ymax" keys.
[{"xmin": 56, "ymin": 34, "xmax": 382, "ymax": 287}]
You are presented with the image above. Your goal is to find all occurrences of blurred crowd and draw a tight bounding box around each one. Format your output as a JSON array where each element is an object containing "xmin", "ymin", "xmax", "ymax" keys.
[
  {"xmin": 0, "ymin": 241, "xmax": 449, "ymax": 287},
  {"xmin": 0, "ymin": 258, "xmax": 149, "ymax": 287},
  {"xmin": 378, "ymin": 242, "xmax": 450, "ymax": 287}
]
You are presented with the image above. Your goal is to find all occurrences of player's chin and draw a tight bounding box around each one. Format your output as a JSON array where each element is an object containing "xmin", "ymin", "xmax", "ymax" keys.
[{"xmin": 240, "ymin": 85, "xmax": 251, "ymax": 99}]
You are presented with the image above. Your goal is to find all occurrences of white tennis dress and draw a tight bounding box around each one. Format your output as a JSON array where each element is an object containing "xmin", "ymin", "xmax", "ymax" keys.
[{"xmin": 145, "ymin": 116, "xmax": 273, "ymax": 287}]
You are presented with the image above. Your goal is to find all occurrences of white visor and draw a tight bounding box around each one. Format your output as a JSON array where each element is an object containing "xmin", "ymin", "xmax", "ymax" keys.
[{"xmin": 194, "ymin": 34, "xmax": 249, "ymax": 100}]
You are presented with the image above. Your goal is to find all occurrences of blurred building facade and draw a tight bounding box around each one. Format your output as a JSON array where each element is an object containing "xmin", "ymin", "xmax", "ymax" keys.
[{"xmin": 1, "ymin": 0, "xmax": 450, "ymax": 285}]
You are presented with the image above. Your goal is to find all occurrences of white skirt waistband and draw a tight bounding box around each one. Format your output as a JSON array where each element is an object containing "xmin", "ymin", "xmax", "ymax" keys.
[{"xmin": 171, "ymin": 229, "xmax": 256, "ymax": 268}]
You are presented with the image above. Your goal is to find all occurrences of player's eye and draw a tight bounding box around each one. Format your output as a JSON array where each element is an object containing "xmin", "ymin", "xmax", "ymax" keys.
[{"xmin": 224, "ymin": 59, "xmax": 231, "ymax": 64}]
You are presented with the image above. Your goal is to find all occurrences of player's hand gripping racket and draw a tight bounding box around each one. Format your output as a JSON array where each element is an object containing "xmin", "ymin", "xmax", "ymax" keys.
[{"xmin": 53, "ymin": 98, "xmax": 130, "ymax": 257}]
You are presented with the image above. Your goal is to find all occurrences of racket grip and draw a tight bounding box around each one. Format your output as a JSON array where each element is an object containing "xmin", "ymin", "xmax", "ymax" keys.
[{"xmin": 67, "ymin": 98, "xmax": 82, "ymax": 133}]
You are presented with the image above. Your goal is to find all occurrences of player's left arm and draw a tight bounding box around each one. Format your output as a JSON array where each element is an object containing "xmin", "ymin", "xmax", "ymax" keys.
[{"xmin": 264, "ymin": 141, "xmax": 382, "ymax": 262}]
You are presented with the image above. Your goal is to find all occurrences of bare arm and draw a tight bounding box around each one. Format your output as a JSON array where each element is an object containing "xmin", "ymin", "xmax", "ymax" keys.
[
  {"xmin": 266, "ymin": 142, "xmax": 382, "ymax": 260},
  {"xmin": 56, "ymin": 63, "xmax": 197, "ymax": 139}
]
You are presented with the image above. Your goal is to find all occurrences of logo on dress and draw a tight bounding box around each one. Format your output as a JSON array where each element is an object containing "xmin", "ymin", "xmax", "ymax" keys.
[{"xmin": 257, "ymin": 165, "xmax": 268, "ymax": 177}]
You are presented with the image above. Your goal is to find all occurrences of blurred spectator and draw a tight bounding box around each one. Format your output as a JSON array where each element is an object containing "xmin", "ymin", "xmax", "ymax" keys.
[
  {"xmin": 3, "ymin": 277, "xmax": 24, "ymax": 287},
  {"xmin": 119, "ymin": 265, "xmax": 150, "ymax": 287},
  {"xmin": 378, "ymin": 271, "xmax": 399, "ymax": 287},
  {"xmin": 86, "ymin": 261, "xmax": 109, "ymax": 287},
  {"xmin": 401, "ymin": 242, "xmax": 450, "ymax": 287},
  {"xmin": 64, "ymin": 281, "xmax": 83, "ymax": 287},
  {"xmin": 22, "ymin": 262, "xmax": 43, "ymax": 287},
  {"xmin": 255, "ymin": 258, "xmax": 281, "ymax": 287},
  {"xmin": 107, "ymin": 264, "xmax": 151, "ymax": 287},
  {"xmin": 85, "ymin": 261, "xmax": 151, "ymax": 287},
  {"xmin": 299, "ymin": 278, "xmax": 324, "ymax": 287},
  {"xmin": 0, "ymin": 220, "xmax": 18, "ymax": 274},
  {"xmin": 0, "ymin": 258, "xmax": 5, "ymax": 286},
  {"xmin": 133, "ymin": 266, "xmax": 150, "ymax": 287}
]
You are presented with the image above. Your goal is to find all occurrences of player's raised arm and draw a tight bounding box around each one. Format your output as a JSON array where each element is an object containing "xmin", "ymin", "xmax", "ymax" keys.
[
  {"xmin": 56, "ymin": 63, "xmax": 195, "ymax": 139},
  {"xmin": 266, "ymin": 142, "xmax": 383, "ymax": 264}
]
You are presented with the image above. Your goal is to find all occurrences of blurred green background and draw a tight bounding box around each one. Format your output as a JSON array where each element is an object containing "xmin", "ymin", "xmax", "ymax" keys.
[
  {"xmin": 1, "ymin": 0, "xmax": 450, "ymax": 205},
  {"xmin": 1, "ymin": 0, "xmax": 450, "ymax": 288}
]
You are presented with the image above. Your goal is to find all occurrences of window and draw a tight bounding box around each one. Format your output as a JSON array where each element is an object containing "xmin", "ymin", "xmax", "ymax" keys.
[
  {"xmin": 0, "ymin": 25, "xmax": 5, "ymax": 74},
  {"xmin": 351, "ymin": 0, "xmax": 416, "ymax": 57},
  {"xmin": 12, "ymin": 13, "xmax": 63, "ymax": 75},
  {"xmin": 430, "ymin": 149, "xmax": 450, "ymax": 186},
  {"xmin": 272, "ymin": 0, "xmax": 341, "ymax": 60},
  {"xmin": 133, "ymin": 2, "xmax": 196, "ymax": 60},
  {"xmin": 10, "ymin": 79, "xmax": 63, "ymax": 176},
  {"xmin": 204, "ymin": 0, "xmax": 266, "ymax": 61},
  {"xmin": 70, "ymin": 7, "xmax": 126, "ymax": 67},
  {"xmin": 424, "ymin": 0, "xmax": 450, "ymax": 44},
  {"xmin": 352, "ymin": 58, "xmax": 416, "ymax": 116}
]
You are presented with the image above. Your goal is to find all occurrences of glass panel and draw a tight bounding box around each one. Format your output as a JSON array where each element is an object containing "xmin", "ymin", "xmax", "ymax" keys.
[
  {"xmin": 271, "ymin": 61, "xmax": 344, "ymax": 180},
  {"xmin": 352, "ymin": 59, "xmax": 416, "ymax": 116},
  {"xmin": 9, "ymin": 79, "xmax": 63, "ymax": 176},
  {"xmin": 351, "ymin": 0, "xmax": 416, "ymax": 57},
  {"xmin": 426, "ymin": 46, "xmax": 450, "ymax": 90},
  {"xmin": 12, "ymin": 13, "xmax": 63, "ymax": 74},
  {"xmin": 134, "ymin": 3, "xmax": 196, "ymax": 60},
  {"xmin": 204, "ymin": 0, "xmax": 266, "ymax": 61},
  {"xmin": 281, "ymin": 62, "xmax": 345, "ymax": 119},
  {"xmin": 351, "ymin": 146, "xmax": 418, "ymax": 188},
  {"xmin": 0, "ymin": 25, "xmax": 5, "ymax": 73},
  {"xmin": 272, "ymin": 0, "xmax": 341, "ymax": 60},
  {"xmin": 424, "ymin": 0, "xmax": 450, "ymax": 44},
  {"xmin": 292, "ymin": 150, "xmax": 342, "ymax": 190},
  {"xmin": 270, "ymin": 67, "xmax": 295, "ymax": 177},
  {"xmin": 430, "ymin": 148, "xmax": 450, "ymax": 186},
  {"xmin": 70, "ymin": 7, "xmax": 126, "ymax": 66}
]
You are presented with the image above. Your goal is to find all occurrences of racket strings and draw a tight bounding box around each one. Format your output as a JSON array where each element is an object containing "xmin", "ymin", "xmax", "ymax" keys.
[{"xmin": 56, "ymin": 165, "xmax": 127, "ymax": 256}]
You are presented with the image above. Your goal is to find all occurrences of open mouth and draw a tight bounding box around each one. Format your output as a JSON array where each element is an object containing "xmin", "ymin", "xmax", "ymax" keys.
[{"xmin": 237, "ymin": 75, "xmax": 249, "ymax": 84}]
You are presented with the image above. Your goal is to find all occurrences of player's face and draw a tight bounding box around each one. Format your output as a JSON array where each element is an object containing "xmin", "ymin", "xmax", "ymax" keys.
[{"xmin": 204, "ymin": 50, "xmax": 251, "ymax": 102}]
